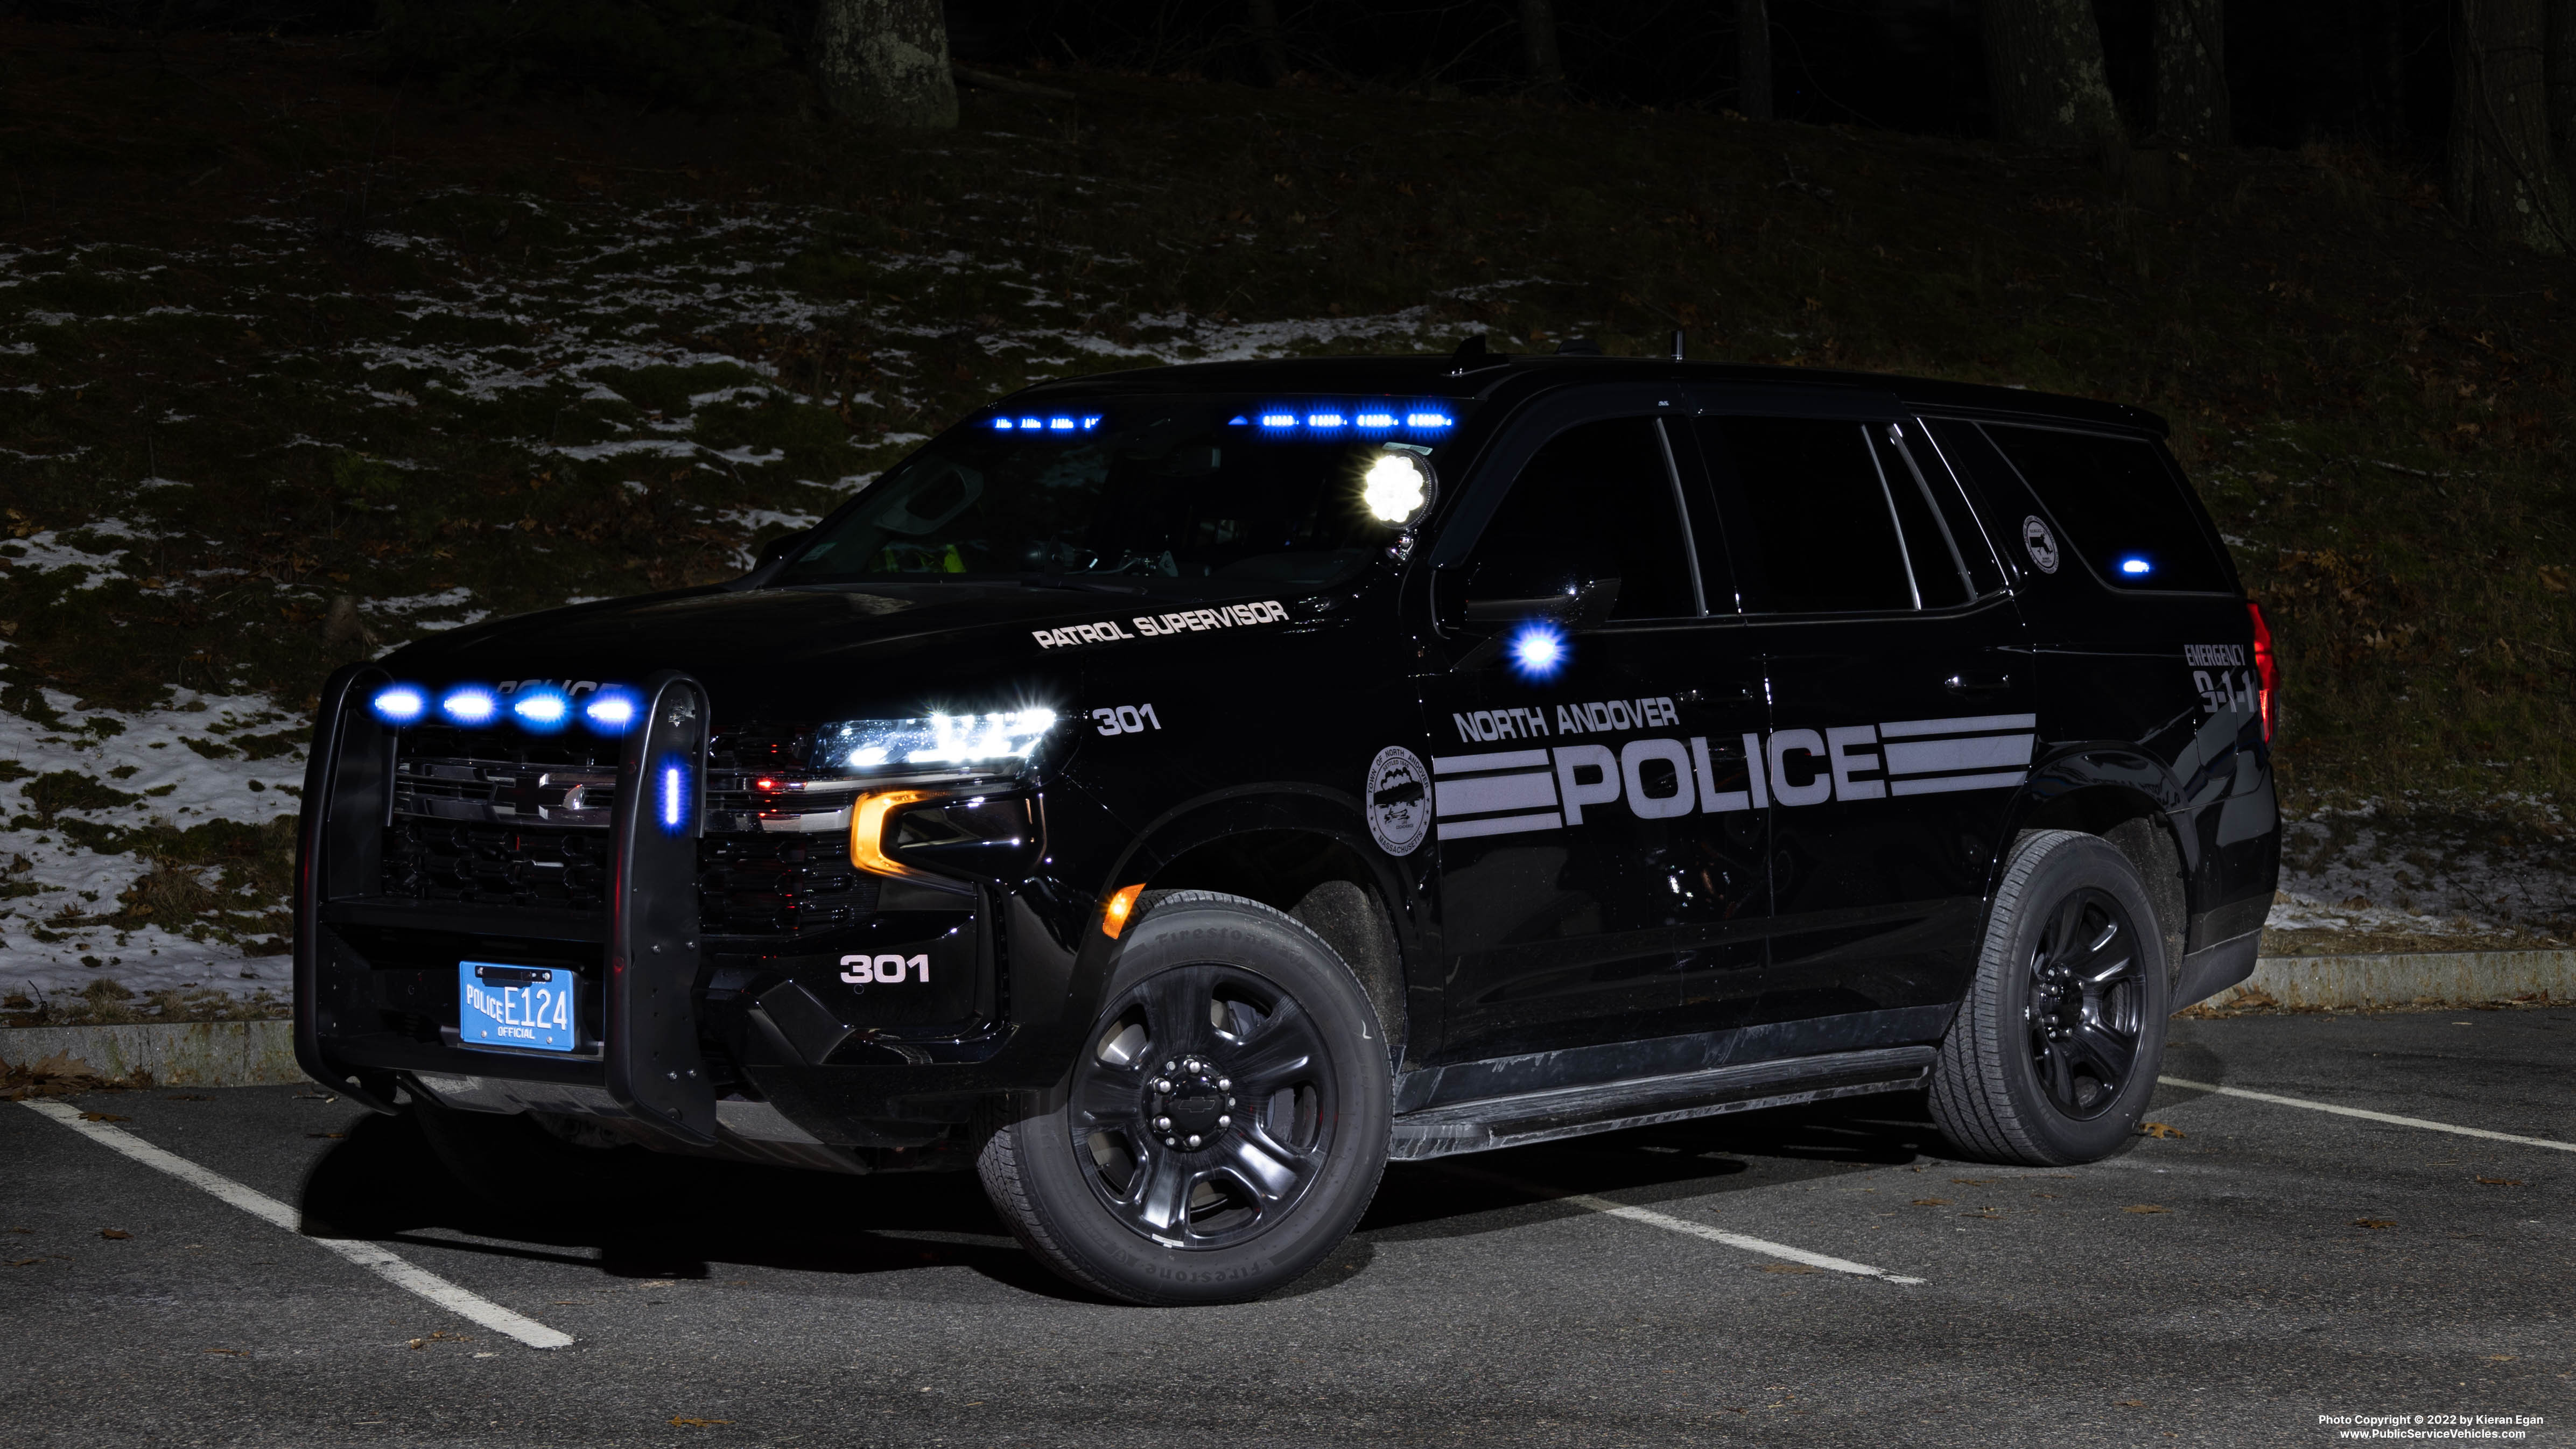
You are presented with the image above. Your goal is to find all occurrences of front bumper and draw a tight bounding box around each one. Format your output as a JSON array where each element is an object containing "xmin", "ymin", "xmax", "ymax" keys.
[{"xmin": 292, "ymin": 664, "xmax": 1103, "ymax": 1160}]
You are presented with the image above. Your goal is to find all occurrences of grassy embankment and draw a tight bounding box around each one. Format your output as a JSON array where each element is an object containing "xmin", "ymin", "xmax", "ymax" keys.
[{"xmin": 1, "ymin": 24, "xmax": 2571, "ymax": 1006}]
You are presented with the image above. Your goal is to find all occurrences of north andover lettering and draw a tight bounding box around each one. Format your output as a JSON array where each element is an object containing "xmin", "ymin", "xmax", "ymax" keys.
[
  {"xmin": 1450, "ymin": 696, "xmax": 1680, "ymax": 742},
  {"xmin": 1427, "ymin": 713, "xmax": 2039, "ymax": 841},
  {"xmin": 1031, "ymin": 599, "xmax": 1288, "ymax": 650}
]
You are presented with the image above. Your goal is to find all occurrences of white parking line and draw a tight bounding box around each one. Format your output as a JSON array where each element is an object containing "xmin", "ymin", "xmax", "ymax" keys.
[
  {"xmin": 2158, "ymin": 1076, "xmax": 2576, "ymax": 1154},
  {"xmin": 1438, "ymin": 1163, "xmax": 1927, "ymax": 1285},
  {"xmin": 19, "ymin": 1099, "xmax": 574, "ymax": 1349}
]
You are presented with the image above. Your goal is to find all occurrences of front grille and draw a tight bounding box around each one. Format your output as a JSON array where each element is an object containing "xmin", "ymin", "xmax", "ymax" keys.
[
  {"xmin": 383, "ymin": 820, "xmax": 611, "ymax": 910},
  {"xmin": 378, "ymin": 721, "xmax": 877, "ymax": 939}
]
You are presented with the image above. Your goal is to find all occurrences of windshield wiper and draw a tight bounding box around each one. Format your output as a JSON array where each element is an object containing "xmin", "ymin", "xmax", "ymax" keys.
[{"xmin": 1017, "ymin": 573, "xmax": 1149, "ymax": 596}]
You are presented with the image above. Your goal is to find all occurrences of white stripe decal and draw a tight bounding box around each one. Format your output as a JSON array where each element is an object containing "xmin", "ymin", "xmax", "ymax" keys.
[
  {"xmin": 1432, "ymin": 748, "xmax": 1553, "ymax": 774},
  {"xmin": 1876, "ymin": 713, "xmax": 2038, "ymax": 738},
  {"xmin": 1883, "ymin": 734, "xmax": 2035, "ymax": 775},
  {"xmin": 1435, "ymin": 770, "xmax": 1559, "ymax": 817},
  {"xmin": 1889, "ymin": 770, "xmax": 2030, "ymax": 796},
  {"xmin": 1435, "ymin": 811, "xmax": 1563, "ymax": 840},
  {"xmin": 20, "ymin": 1099, "xmax": 575, "ymax": 1350}
]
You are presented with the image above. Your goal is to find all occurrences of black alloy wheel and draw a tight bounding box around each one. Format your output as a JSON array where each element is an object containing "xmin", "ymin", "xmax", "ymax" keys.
[
  {"xmin": 2021, "ymin": 888, "xmax": 2149, "ymax": 1119},
  {"xmin": 975, "ymin": 890, "xmax": 1392, "ymax": 1305},
  {"xmin": 1929, "ymin": 829, "xmax": 2172, "ymax": 1165},
  {"xmin": 1073, "ymin": 962, "xmax": 1336, "ymax": 1248}
]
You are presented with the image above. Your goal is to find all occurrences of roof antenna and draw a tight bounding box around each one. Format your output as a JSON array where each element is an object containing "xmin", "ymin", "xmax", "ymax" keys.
[{"xmin": 1670, "ymin": 329, "xmax": 1686, "ymax": 360}]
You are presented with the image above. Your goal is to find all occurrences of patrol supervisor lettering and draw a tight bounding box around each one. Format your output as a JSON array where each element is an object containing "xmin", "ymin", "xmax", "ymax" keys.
[
  {"xmin": 1031, "ymin": 600, "xmax": 1288, "ymax": 650},
  {"xmin": 1424, "ymin": 713, "xmax": 2039, "ymax": 842}
]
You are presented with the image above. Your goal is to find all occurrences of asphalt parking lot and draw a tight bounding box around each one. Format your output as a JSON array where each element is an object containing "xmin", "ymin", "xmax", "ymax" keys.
[{"xmin": 8, "ymin": 1010, "xmax": 2571, "ymax": 1448}]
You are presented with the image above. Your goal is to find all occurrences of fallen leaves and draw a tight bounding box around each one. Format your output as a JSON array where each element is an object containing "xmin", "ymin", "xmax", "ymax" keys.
[
  {"xmin": 8, "ymin": 1257, "xmax": 45, "ymax": 1267},
  {"xmin": 2354, "ymin": 1218, "xmax": 2397, "ymax": 1229},
  {"xmin": 2118, "ymin": 1398, "xmax": 2147, "ymax": 1407},
  {"xmin": 2474, "ymin": 1177, "xmax": 2523, "ymax": 1186},
  {"xmin": 1760, "ymin": 1263, "xmax": 1817, "ymax": 1275},
  {"xmin": 407, "ymin": 1331, "xmax": 469, "ymax": 1350},
  {"xmin": 203, "ymin": 1348, "xmax": 245, "ymax": 1356},
  {"xmin": 2138, "ymin": 1122, "xmax": 2185, "ymax": 1139},
  {"xmin": 99, "ymin": 1228, "xmax": 131, "ymax": 1239},
  {"xmin": 81, "ymin": 1112, "xmax": 131, "ymax": 1123},
  {"xmin": 1911, "ymin": 1198, "xmax": 1950, "ymax": 1207},
  {"xmin": 668, "ymin": 1418, "xmax": 735, "ymax": 1428},
  {"xmin": 2122, "ymin": 1205, "xmax": 2171, "ymax": 1215}
]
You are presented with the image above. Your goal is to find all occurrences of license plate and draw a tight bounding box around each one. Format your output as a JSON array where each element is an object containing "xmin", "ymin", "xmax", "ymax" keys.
[{"xmin": 458, "ymin": 961, "xmax": 578, "ymax": 1053}]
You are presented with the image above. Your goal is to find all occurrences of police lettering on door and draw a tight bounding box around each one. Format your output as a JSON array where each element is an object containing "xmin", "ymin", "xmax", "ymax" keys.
[{"xmin": 1409, "ymin": 711, "xmax": 2039, "ymax": 843}]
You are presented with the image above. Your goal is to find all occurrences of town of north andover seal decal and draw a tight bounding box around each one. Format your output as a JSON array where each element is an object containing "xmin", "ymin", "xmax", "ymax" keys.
[
  {"xmin": 1365, "ymin": 746, "xmax": 1431, "ymax": 856},
  {"xmin": 2021, "ymin": 515, "xmax": 2061, "ymax": 574}
]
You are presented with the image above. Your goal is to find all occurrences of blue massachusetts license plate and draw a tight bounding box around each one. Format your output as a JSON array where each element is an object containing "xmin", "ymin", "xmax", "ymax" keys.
[{"xmin": 458, "ymin": 961, "xmax": 578, "ymax": 1053}]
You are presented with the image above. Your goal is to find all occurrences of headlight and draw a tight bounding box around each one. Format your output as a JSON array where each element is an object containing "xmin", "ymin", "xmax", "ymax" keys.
[{"xmin": 817, "ymin": 709, "xmax": 1058, "ymax": 774}]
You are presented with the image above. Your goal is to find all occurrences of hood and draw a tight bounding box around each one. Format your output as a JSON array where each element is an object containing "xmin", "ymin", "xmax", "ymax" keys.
[{"xmin": 383, "ymin": 581, "xmax": 1236, "ymax": 722}]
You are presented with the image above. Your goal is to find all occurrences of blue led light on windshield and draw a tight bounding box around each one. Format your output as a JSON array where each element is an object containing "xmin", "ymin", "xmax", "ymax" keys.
[
  {"xmin": 1049, "ymin": 417, "xmax": 1075, "ymax": 431},
  {"xmin": 1354, "ymin": 412, "xmax": 1396, "ymax": 428},
  {"xmin": 992, "ymin": 417, "xmax": 1015, "ymax": 430},
  {"xmin": 1019, "ymin": 416, "xmax": 1042, "ymax": 430},
  {"xmin": 1258, "ymin": 412, "xmax": 1297, "ymax": 429},
  {"xmin": 2118, "ymin": 556, "xmax": 2153, "ymax": 576},
  {"xmin": 369, "ymin": 686, "xmax": 426, "ymax": 726},
  {"xmin": 1407, "ymin": 411, "xmax": 1455, "ymax": 430},
  {"xmin": 992, "ymin": 412, "xmax": 1105, "ymax": 435},
  {"xmin": 439, "ymin": 686, "xmax": 500, "ymax": 727},
  {"xmin": 1307, "ymin": 412, "xmax": 1345, "ymax": 428},
  {"xmin": 1246, "ymin": 405, "xmax": 1454, "ymax": 436},
  {"xmin": 1508, "ymin": 623, "xmax": 1569, "ymax": 680}
]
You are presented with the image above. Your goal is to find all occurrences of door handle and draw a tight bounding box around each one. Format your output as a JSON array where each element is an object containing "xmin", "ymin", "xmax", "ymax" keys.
[
  {"xmin": 1677, "ymin": 684, "xmax": 1763, "ymax": 705},
  {"xmin": 1942, "ymin": 672, "xmax": 2015, "ymax": 696}
]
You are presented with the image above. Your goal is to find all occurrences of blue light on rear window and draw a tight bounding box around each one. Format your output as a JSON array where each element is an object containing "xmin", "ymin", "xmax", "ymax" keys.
[
  {"xmin": 2118, "ymin": 556, "xmax": 2153, "ymax": 576},
  {"xmin": 1258, "ymin": 412, "xmax": 1297, "ymax": 428},
  {"xmin": 993, "ymin": 417, "xmax": 1015, "ymax": 430}
]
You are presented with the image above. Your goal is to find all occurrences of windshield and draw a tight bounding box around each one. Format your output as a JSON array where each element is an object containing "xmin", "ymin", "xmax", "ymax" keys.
[{"xmin": 777, "ymin": 395, "xmax": 1468, "ymax": 592}]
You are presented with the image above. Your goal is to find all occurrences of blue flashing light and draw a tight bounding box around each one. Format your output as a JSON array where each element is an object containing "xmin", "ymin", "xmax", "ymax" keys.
[
  {"xmin": 657, "ymin": 755, "xmax": 691, "ymax": 834},
  {"xmin": 1048, "ymin": 416, "xmax": 1076, "ymax": 431},
  {"xmin": 2118, "ymin": 556, "xmax": 2154, "ymax": 576},
  {"xmin": 1307, "ymin": 412, "xmax": 1345, "ymax": 428},
  {"xmin": 1354, "ymin": 411, "xmax": 1396, "ymax": 428},
  {"xmin": 438, "ymin": 686, "xmax": 500, "ymax": 727},
  {"xmin": 581, "ymin": 686, "xmax": 643, "ymax": 737},
  {"xmin": 1258, "ymin": 412, "xmax": 1297, "ymax": 430},
  {"xmin": 510, "ymin": 686, "xmax": 573, "ymax": 733},
  {"xmin": 992, "ymin": 417, "xmax": 1015, "ymax": 430},
  {"xmin": 1080, "ymin": 414, "xmax": 1103, "ymax": 430},
  {"xmin": 1406, "ymin": 411, "xmax": 1455, "ymax": 430},
  {"xmin": 1507, "ymin": 622, "xmax": 1569, "ymax": 680},
  {"xmin": 369, "ymin": 685, "xmax": 426, "ymax": 726},
  {"xmin": 1228, "ymin": 414, "xmax": 1251, "ymax": 426},
  {"xmin": 1019, "ymin": 416, "xmax": 1043, "ymax": 431}
]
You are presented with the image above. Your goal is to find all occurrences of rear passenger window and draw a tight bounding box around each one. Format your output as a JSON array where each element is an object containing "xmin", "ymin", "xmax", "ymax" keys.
[
  {"xmin": 1699, "ymin": 417, "xmax": 1940, "ymax": 614},
  {"xmin": 1981, "ymin": 425, "xmax": 2233, "ymax": 592}
]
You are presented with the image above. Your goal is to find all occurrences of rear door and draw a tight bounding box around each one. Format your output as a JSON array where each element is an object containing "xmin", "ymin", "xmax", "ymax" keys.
[{"xmin": 1692, "ymin": 399, "xmax": 2031, "ymax": 1046}]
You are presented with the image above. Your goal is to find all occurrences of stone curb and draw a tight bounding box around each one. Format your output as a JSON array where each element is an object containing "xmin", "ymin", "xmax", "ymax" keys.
[
  {"xmin": 2216, "ymin": 949, "xmax": 2576, "ymax": 1011},
  {"xmin": 0, "ymin": 1019, "xmax": 300, "ymax": 1087}
]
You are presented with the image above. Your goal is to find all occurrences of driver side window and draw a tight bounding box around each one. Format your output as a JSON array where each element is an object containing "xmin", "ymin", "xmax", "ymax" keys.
[{"xmin": 1468, "ymin": 417, "xmax": 1702, "ymax": 621}]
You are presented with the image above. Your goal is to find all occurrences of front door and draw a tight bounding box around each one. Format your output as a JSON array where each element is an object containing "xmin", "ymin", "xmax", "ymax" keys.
[
  {"xmin": 1421, "ymin": 406, "xmax": 1768, "ymax": 1066},
  {"xmin": 1694, "ymin": 407, "xmax": 2033, "ymax": 1047}
]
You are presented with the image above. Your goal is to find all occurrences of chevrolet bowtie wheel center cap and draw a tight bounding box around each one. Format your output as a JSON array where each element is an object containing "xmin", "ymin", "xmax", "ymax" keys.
[{"xmin": 1149, "ymin": 1056, "xmax": 1236, "ymax": 1150}]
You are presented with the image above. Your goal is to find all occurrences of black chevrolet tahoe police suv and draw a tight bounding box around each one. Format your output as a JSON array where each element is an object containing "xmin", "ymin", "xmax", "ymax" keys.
[{"xmin": 295, "ymin": 344, "xmax": 2281, "ymax": 1304}]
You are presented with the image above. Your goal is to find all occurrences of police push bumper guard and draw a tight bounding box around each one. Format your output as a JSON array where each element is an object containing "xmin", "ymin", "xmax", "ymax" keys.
[{"xmin": 294, "ymin": 663, "xmax": 719, "ymax": 1144}]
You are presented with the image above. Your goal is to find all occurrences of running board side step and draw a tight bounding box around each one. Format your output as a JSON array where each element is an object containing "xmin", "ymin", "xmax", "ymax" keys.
[{"xmin": 1386, "ymin": 1045, "xmax": 1938, "ymax": 1160}]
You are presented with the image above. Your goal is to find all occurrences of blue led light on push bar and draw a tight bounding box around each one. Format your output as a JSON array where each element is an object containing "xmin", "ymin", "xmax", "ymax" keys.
[
  {"xmin": 581, "ymin": 686, "xmax": 644, "ymax": 737},
  {"xmin": 657, "ymin": 754, "xmax": 692, "ymax": 834},
  {"xmin": 368, "ymin": 685, "xmax": 427, "ymax": 726},
  {"xmin": 438, "ymin": 686, "xmax": 500, "ymax": 727},
  {"xmin": 2118, "ymin": 556, "xmax": 2154, "ymax": 576},
  {"xmin": 509, "ymin": 685, "xmax": 573, "ymax": 733}
]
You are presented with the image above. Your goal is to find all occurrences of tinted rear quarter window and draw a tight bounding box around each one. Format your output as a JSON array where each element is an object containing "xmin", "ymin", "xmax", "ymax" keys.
[
  {"xmin": 1981, "ymin": 424, "xmax": 2233, "ymax": 593},
  {"xmin": 1698, "ymin": 417, "xmax": 1915, "ymax": 613}
]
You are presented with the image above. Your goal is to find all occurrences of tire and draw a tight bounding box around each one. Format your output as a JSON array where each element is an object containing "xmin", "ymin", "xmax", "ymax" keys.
[
  {"xmin": 975, "ymin": 890, "xmax": 1393, "ymax": 1306},
  {"xmin": 1928, "ymin": 829, "xmax": 2172, "ymax": 1166}
]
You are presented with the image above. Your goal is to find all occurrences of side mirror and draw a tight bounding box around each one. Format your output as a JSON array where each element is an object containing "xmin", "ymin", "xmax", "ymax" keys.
[{"xmin": 753, "ymin": 530, "xmax": 810, "ymax": 572}]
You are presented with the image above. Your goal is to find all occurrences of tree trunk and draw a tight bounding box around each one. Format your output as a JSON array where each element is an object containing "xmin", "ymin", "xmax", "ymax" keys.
[
  {"xmin": 813, "ymin": 0, "xmax": 958, "ymax": 129},
  {"xmin": 2547, "ymin": 0, "xmax": 2576, "ymax": 164},
  {"xmin": 2451, "ymin": 0, "xmax": 2571, "ymax": 251},
  {"xmin": 1520, "ymin": 0, "xmax": 1566, "ymax": 97},
  {"xmin": 1737, "ymin": 0, "xmax": 1773, "ymax": 121},
  {"xmin": 2152, "ymin": 0, "xmax": 2228, "ymax": 144},
  {"xmin": 1248, "ymin": 0, "xmax": 1290, "ymax": 86},
  {"xmin": 1981, "ymin": 0, "xmax": 2125, "ymax": 150}
]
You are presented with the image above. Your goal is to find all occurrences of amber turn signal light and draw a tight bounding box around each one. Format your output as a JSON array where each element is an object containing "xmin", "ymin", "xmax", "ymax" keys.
[
  {"xmin": 850, "ymin": 789, "xmax": 941, "ymax": 878},
  {"xmin": 1100, "ymin": 883, "xmax": 1147, "ymax": 939}
]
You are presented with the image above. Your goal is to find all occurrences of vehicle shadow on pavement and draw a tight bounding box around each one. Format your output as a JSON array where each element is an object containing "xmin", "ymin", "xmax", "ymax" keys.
[
  {"xmin": 295, "ymin": 1108, "xmax": 1089, "ymax": 1300},
  {"xmin": 1359, "ymin": 1095, "xmax": 1953, "ymax": 1243}
]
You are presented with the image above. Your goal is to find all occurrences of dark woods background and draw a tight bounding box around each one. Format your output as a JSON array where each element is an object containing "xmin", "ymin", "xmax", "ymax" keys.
[{"xmin": 15, "ymin": 0, "xmax": 2460, "ymax": 154}]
